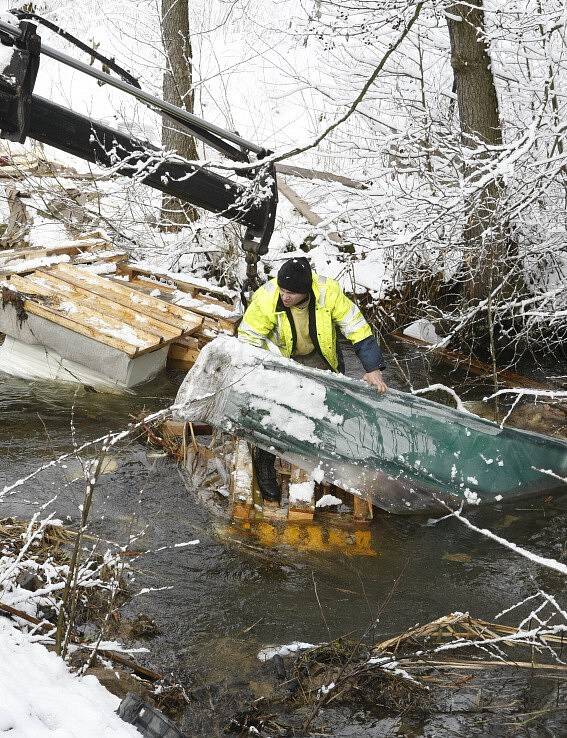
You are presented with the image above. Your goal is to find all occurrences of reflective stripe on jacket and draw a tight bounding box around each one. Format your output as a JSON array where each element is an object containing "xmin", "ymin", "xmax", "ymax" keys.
[{"xmin": 238, "ymin": 273, "xmax": 379, "ymax": 372}]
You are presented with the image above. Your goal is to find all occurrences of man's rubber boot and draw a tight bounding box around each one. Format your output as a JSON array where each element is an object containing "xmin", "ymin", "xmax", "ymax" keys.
[{"xmin": 253, "ymin": 447, "xmax": 281, "ymax": 504}]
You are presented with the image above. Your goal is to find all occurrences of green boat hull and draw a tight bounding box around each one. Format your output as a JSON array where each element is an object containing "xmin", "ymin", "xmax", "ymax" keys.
[{"xmin": 174, "ymin": 337, "xmax": 567, "ymax": 514}]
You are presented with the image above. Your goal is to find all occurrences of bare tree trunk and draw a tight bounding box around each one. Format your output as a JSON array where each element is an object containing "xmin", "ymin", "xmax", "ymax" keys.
[
  {"xmin": 446, "ymin": 1, "xmax": 505, "ymax": 301},
  {"xmin": 161, "ymin": 0, "xmax": 198, "ymax": 229}
]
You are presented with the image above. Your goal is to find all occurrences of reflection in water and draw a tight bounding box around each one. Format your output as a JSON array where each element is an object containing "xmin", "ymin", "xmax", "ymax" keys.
[
  {"xmin": 224, "ymin": 519, "xmax": 377, "ymax": 557},
  {"xmin": 0, "ymin": 354, "xmax": 566, "ymax": 736}
]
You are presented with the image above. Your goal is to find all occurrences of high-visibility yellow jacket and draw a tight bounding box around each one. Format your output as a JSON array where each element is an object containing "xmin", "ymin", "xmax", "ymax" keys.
[{"xmin": 238, "ymin": 273, "xmax": 384, "ymax": 372}]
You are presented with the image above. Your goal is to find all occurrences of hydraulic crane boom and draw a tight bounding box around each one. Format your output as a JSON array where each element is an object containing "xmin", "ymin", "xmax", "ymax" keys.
[{"xmin": 0, "ymin": 13, "xmax": 277, "ymax": 289}]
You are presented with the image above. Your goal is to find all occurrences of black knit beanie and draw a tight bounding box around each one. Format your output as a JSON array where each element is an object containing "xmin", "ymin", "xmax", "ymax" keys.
[{"xmin": 277, "ymin": 257, "xmax": 312, "ymax": 294}]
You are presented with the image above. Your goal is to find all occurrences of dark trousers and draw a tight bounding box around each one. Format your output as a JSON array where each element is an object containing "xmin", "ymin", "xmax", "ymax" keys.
[{"xmin": 254, "ymin": 446, "xmax": 281, "ymax": 502}]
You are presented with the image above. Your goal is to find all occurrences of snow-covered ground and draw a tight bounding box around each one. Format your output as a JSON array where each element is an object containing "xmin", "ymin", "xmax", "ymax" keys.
[{"xmin": 0, "ymin": 620, "xmax": 139, "ymax": 737}]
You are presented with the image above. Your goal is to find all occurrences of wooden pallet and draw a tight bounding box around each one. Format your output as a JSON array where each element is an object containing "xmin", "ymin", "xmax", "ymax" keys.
[
  {"xmin": 117, "ymin": 262, "xmax": 236, "ymax": 300},
  {"xmin": 0, "ymin": 235, "xmax": 128, "ymax": 276},
  {"xmin": 113, "ymin": 262, "xmax": 242, "ymax": 371},
  {"xmin": 156, "ymin": 422, "xmax": 376, "ymax": 554},
  {"xmin": 227, "ymin": 439, "xmax": 373, "ymax": 526},
  {"xmin": 5, "ymin": 264, "xmax": 202, "ymax": 358}
]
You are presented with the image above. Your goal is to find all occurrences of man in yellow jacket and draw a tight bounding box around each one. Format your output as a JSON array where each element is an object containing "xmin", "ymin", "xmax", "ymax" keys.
[{"xmin": 238, "ymin": 257, "xmax": 387, "ymax": 505}]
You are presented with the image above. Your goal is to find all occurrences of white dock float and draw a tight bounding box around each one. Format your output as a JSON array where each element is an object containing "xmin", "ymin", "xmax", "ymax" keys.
[{"xmin": 0, "ymin": 264, "xmax": 203, "ymax": 391}]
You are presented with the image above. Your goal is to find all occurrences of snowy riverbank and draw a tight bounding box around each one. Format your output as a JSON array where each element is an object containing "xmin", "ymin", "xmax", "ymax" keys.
[{"xmin": 0, "ymin": 619, "xmax": 139, "ymax": 737}]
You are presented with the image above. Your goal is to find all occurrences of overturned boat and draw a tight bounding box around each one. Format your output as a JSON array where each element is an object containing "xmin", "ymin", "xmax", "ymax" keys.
[{"xmin": 174, "ymin": 336, "xmax": 567, "ymax": 514}]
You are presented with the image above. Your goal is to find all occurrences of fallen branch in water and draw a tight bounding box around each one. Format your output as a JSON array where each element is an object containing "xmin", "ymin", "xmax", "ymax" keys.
[
  {"xmin": 416, "ymin": 658, "xmax": 567, "ymax": 671},
  {"xmin": 435, "ymin": 509, "xmax": 567, "ymax": 576},
  {"xmin": 373, "ymin": 611, "xmax": 567, "ymax": 655},
  {"xmin": 0, "ymin": 600, "xmax": 163, "ymax": 681}
]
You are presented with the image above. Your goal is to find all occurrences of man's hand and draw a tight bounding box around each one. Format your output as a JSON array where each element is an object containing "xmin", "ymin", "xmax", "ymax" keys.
[{"xmin": 363, "ymin": 369, "xmax": 387, "ymax": 393}]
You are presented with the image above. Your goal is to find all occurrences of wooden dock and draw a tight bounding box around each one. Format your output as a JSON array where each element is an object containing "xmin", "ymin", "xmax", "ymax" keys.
[{"xmin": 0, "ymin": 249, "xmax": 242, "ymax": 388}]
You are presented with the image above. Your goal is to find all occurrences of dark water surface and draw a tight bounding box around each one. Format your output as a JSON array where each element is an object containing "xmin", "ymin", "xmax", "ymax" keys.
[{"xmin": 1, "ymin": 353, "xmax": 566, "ymax": 737}]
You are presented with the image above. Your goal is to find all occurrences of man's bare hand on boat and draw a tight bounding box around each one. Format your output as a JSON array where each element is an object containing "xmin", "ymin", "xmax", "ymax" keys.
[{"xmin": 363, "ymin": 369, "xmax": 387, "ymax": 393}]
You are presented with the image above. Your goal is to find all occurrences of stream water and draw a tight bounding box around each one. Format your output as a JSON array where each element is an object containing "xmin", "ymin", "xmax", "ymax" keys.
[{"xmin": 1, "ymin": 346, "xmax": 566, "ymax": 736}]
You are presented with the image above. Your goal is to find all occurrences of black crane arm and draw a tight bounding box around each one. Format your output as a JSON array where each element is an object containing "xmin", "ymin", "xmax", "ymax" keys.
[
  {"xmin": 0, "ymin": 14, "xmax": 277, "ymax": 288},
  {"xmin": 27, "ymin": 94, "xmax": 268, "ymax": 229}
]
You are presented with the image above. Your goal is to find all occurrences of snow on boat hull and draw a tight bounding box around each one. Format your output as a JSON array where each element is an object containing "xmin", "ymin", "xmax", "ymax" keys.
[{"xmin": 174, "ymin": 337, "xmax": 567, "ymax": 514}]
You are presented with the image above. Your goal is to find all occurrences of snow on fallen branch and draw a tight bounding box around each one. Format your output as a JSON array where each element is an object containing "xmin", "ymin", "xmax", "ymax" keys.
[
  {"xmin": 437, "ymin": 508, "xmax": 567, "ymax": 576},
  {"xmin": 411, "ymin": 384, "xmax": 473, "ymax": 414},
  {"xmin": 431, "ymin": 622, "xmax": 567, "ymax": 660},
  {"xmin": 484, "ymin": 388, "xmax": 567, "ymax": 401},
  {"xmin": 531, "ymin": 467, "xmax": 567, "ymax": 484}
]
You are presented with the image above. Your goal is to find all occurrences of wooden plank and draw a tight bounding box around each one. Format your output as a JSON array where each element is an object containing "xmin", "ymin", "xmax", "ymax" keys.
[
  {"xmin": 353, "ymin": 495, "xmax": 373, "ymax": 522},
  {"xmin": 160, "ymin": 420, "xmax": 187, "ymax": 438},
  {"xmin": 277, "ymin": 178, "xmax": 343, "ymax": 245},
  {"xmin": 287, "ymin": 508, "xmax": 316, "ymax": 522},
  {"xmin": 198, "ymin": 316, "xmax": 237, "ymax": 337},
  {"xmin": 73, "ymin": 250, "xmax": 128, "ymax": 265},
  {"xmin": 171, "ymin": 292, "xmax": 241, "ymax": 324},
  {"xmin": 167, "ymin": 340, "xmax": 200, "ymax": 369},
  {"xmin": 124, "ymin": 272, "xmax": 241, "ymax": 327},
  {"xmin": 118, "ymin": 262, "xmax": 236, "ymax": 300},
  {"xmin": 0, "ymin": 255, "xmax": 71, "ymax": 276},
  {"xmin": 6, "ymin": 274, "xmax": 47, "ymax": 296},
  {"xmin": 126, "ymin": 276, "xmax": 176, "ymax": 295},
  {"xmin": 14, "ymin": 272, "xmax": 183, "ymax": 343},
  {"xmin": 167, "ymin": 359, "xmax": 196, "ymax": 371},
  {"xmin": 168, "ymin": 343, "xmax": 200, "ymax": 364},
  {"xmin": 19, "ymin": 301, "xmax": 153, "ymax": 357},
  {"xmin": 275, "ymin": 163, "xmax": 368, "ymax": 190},
  {"xmin": 49, "ymin": 264, "xmax": 203, "ymax": 334},
  {"xmin": 288, "ymin": 466, "xmax": 315, "ymax": 521},
  {"xmin": 230, "ymin": 439, "xmax": 254, "ymax": 519},
  {"xmin": 0, "ymin": 238, "xmax": 111, "ymax": 262},
  {"xmin": 118, "ymin": 265, "xmax": 194, "ymax": 297},
  {"xmin": 175, "ymin": 334, "xmax": 200, "ymax": 349}
]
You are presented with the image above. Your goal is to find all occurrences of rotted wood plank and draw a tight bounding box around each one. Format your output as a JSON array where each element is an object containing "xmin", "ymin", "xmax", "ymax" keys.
[{"xmin": 230, "ymin": 439, "xmax": 255, "ymax": 519}]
